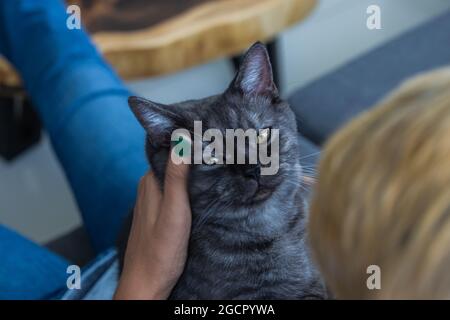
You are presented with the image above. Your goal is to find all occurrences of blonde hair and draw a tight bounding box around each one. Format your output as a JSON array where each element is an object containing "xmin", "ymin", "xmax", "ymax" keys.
[{"xmin": 309, "ymin": 67, "xmax": 450, "ymax": 299}]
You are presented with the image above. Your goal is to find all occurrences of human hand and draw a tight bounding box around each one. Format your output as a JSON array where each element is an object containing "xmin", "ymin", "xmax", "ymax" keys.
[{"xmin": 114, "ymin": 151, "xmax": 191, "ymax": 300}]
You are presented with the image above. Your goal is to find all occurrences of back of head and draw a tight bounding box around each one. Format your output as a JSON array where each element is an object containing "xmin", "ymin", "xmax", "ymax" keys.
[{"xmin": 309, "ymin": 67, "xmax": 450, "ymax": 299}]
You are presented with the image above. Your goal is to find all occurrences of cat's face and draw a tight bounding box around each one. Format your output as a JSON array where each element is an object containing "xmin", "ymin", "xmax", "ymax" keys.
[{"xmin": 129, "ymin": 43, "xmax": 301, "ymax": 213}]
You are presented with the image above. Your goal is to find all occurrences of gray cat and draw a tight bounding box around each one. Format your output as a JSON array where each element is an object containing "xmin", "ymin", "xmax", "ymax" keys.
[{"xmin": 118, "ymin": 43, "xmax": 327, "ymax": 299}]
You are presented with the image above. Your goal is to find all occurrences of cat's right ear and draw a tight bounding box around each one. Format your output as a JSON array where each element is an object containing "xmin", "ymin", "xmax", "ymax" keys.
[
  {"xmin": 228, "ymin": 42, "xmax": 278, "ymax": 98},
  {"xmin": 128, "ymin": 96, "xmax": 177, "ymax": 147}
]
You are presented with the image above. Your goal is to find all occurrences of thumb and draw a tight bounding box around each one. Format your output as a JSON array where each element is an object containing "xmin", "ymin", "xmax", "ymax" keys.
[
  {"xmin": 165, "ymin": 154, "xmax": 190, "ymax": 186},
  {"xmin": 163, "ymin": 134, "xmax": 191, "ymax": 197},
  {"xmin": 160, "ymin": 144, "xmax": 191, "ymax": 224}
]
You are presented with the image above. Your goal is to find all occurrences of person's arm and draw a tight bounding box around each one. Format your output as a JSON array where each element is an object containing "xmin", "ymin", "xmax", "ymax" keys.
[{"xmin": 114, "ymin": 156, "xmax": 191, "ymax": 300}]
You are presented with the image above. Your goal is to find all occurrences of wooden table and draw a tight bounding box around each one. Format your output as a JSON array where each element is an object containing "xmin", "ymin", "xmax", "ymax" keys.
[
  {"xmin": 1, "ymin": 0, "xmax": 316, "ymax": 85},
  {"xmin": 0, "ymin": 0, "xmax": 316, "ymax": 160}
]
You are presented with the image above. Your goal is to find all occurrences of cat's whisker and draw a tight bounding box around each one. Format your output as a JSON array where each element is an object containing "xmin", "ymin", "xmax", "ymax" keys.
[
  {"xmin": 283, "ymin": 181, "xmax": 308, "ymax": 189},
  {"xmin": 301, "ymin": 172, "xmax": 317, "ymax": 178},
  {"xmin": 300, "ymin": 168, "xmax": 317, "ymax": 175},
  {"xmin": 298, "ymin": 151, "xmax": 321, "ymax": 160},
  {"xmin": 301, "ymin": 164, "xmax": 317, "ymax": 169},
  {"xmin": 302, "ymin": 166, "xmax": 317, "ymax": 170}
]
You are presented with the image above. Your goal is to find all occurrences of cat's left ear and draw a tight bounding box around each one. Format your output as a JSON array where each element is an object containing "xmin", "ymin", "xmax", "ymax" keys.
[
  {"xmin": 128, "ymin": 96, "xmax": 181, "ymax": 147},
  {"xmin": 229, "ymin": 42, "xmax": 278, "ymax": 97}
]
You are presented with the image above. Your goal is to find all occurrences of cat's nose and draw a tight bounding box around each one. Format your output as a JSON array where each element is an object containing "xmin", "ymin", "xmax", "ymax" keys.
[{"xmin": 244, "ymin": 165, "xmax": 261, "ymax": 181}]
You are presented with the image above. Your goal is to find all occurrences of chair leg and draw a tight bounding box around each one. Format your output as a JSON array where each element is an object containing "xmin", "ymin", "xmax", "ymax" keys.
[
  {"xmin": 0, "ymin": 87, "xmax": 41, "ymax": 161},
  {"xmin": 231, "ymin": 55, "xmax": 242, "ymax": 73}
]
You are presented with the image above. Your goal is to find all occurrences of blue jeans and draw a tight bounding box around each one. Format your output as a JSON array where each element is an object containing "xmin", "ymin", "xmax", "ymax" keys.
[{"xmin": 0, "ymin": 0, "xmax": 148, "ymax": 299}]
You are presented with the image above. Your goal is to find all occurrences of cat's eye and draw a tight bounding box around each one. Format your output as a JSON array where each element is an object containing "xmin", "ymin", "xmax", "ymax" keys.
[
  {"xmin": 205, "ymin": 156, "xmax": 219, "ymax": 165},
  {"xmin": 257, "ymin": 128, "xmax": 270, "ymax": 144}
]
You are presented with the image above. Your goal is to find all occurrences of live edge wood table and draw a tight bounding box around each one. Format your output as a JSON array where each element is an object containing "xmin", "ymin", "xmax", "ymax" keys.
[{"xmin": 0, "ymin": 0, "xmax": 316, "ymax": 160}]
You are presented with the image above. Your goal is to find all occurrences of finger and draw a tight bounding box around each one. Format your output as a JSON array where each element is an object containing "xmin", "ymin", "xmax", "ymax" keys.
[
  {"xmin": 163, "ymin": 135, "xmax": 191, "ymax": 199},
  {"xmin": 160, "ymin": 145, "xmax": 192, "ymax": 224},
  {"xmin": 143, "ymin": 170, "xmax": 163, "ymax": 199},
  {"xmin": 163, "ymin": 157, "xmax": 190, "ymax": 211},
  {"xmin": 134, "ymin": 171, "xmax": 162, "ymax": 220}
]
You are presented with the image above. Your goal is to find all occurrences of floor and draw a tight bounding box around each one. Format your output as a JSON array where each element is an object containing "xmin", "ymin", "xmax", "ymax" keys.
[{"xmin": 1, "ymin": 0, "xmax": 450, "ymax": 244}]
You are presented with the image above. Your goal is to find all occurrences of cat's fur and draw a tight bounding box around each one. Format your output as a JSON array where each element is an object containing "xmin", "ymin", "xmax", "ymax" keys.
[{"xmin": 118, "ymin": 43, "xmax": 327, "ymax": 299}]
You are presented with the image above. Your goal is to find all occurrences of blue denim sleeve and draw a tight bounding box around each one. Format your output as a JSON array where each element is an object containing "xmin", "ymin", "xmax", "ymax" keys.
[
  {"xmin": 0, "ymin": 225, "xmax": 69, "ymax": 299},
  {"xmin": 0, "ymin": 0, "xmax": 148, "ymax": 252}
]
